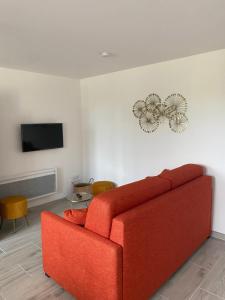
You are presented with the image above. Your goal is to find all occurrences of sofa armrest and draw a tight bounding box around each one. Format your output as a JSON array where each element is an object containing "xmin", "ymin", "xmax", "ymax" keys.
[{"xmin": 41, "ymin": 211, "xmax": 122, "ymax": 300}]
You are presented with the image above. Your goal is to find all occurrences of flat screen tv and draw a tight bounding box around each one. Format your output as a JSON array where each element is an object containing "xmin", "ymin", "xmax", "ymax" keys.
[{"xmin": 21, "ymin": 123, "xmax": 63, "ymax": 152}]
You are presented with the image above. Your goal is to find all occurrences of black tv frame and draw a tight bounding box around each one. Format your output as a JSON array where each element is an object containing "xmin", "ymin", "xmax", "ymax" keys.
[{"xmin": 21, "ymin": 123, "xmax": 64, "ymax": 152}]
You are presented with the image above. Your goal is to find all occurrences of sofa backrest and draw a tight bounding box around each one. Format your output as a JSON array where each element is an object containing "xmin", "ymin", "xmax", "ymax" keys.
[
  {"xmin": 85, "ymin": 176, "xmax": 171, "ymax": 238},
  {"xmin": 159, "ymin": 164, "xmax": 203, "ymax": 188},
  {"xmin": 85, "ymin": 164, "xmax": 204, "ymax": 238}
]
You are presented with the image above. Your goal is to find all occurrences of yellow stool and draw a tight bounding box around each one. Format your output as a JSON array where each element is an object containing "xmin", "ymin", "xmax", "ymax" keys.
[
  {"xmin": 0, "ymin": 196, "xmax": 29, "ymax": 232},
  {"xmin": 92, "ymin": 181, "xmax": 116, "ymax": 196}
]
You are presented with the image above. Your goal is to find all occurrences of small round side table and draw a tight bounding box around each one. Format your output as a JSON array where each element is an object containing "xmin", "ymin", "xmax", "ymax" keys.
[{"xmin": 66, "ymin": 193, "xmax": 92, "ymax": 208}]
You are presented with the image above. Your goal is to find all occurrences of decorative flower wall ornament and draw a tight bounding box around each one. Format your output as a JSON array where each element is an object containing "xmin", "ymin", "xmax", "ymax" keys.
[
  {"xmin": 133, "ymin": 93, "xmax": 188, "ymax": 133},
  {"xmin": 133, "ymin": 100, "xmax": 147, "ymax": 118}
]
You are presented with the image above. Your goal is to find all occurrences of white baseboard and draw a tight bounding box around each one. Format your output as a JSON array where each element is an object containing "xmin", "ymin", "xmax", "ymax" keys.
[
  {"xmin": 28, "ymin": 192, "xmax": 66, "ymax": 208},
  {"xmin": 212, "ymin": 231, "xmax": 225, "ymax": 241}
]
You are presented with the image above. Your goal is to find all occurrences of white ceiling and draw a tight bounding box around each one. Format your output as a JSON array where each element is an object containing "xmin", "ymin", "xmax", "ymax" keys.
[{"xmin": 0, "ymin": 0, "xmax": 225, "ymax": 78}]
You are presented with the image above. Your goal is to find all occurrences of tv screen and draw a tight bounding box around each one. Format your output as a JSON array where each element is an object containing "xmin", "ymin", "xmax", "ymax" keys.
[{"xmin": 21, "ymin": 123, "xmax": 63, "ymax": 152}]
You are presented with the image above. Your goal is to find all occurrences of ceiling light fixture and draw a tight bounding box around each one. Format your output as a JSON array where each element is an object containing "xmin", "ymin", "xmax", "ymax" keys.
[{"xmin": 100, "ymin": 51, "xmax": 112, "ymax": 57}]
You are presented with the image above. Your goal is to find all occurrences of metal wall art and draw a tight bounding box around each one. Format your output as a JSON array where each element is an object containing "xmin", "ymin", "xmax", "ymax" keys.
[{"xmin": 133, "ymin": 93, "xmax": 188, "ymax": 133}]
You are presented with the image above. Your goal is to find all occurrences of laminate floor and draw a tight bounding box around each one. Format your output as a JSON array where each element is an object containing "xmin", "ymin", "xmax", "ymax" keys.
[{"xmin": 0, "ymin": 199, "xmax": 225, "ymax": 300}]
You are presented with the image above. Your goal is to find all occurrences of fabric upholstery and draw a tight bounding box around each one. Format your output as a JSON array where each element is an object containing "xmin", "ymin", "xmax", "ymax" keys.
[
  {"xmin": 41, "ymin": 211, "xmax": 122, "ymax": 300},
  {"xmin": 0, "ymin": 196, "xmax": 28, "ymax": 220},
  {"xmin": 92, "ymin": 181, "xmax": 116, "ymax": 196},
  {"xmin": 110, "ymin": 175, "xmax": 212, "ymax": 300},
  {"xmin": 41, "ymin": 164, "xmax": 212, "ymax": 300},
  {"xmin": 85, "ymin": 176, "xmax": 171, "ymax": 238},
  {"xmin": 64, "ymin": 208, "xmax": 87, "ymax": 225},
  {"xmin": 159, "ymin": 163, "xmax": 204, "ymax": 188}
]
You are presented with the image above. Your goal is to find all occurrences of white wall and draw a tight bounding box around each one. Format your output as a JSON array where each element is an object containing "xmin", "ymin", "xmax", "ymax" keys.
[
  {"xmin": 0, "ymin": 67, "xmax": 82, "ymax": 207},
  {"xmin": 81, "ymin": 49, "xmax": 225, "ymax": 234}
]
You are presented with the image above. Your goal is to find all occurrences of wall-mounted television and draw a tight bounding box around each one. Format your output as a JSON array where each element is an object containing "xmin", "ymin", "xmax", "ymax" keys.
[{"xmin": 21, "ymin": 123, "xmax": 63, "ymax": 152}]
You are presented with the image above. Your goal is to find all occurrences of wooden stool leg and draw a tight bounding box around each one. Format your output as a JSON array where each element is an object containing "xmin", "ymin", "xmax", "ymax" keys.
[
  {"xmin": 13, "ymin": 219, "xmax": 16, "ymax": 233},
  {"xmin": 0, "ymin": 217, "xmax": 3, "ymax": 230},
  {"xmin": 25, "ymin": 216, "xmax": 29, "ymax": 226}
]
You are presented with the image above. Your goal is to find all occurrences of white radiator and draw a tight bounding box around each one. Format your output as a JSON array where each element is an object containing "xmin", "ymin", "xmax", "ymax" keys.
[{"xmin": 0, "ymin": 168, "xmax": 57, "ymax": 200}]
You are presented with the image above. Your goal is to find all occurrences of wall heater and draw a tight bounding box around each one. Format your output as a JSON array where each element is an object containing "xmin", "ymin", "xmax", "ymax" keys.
[{"xmin": 0, "ymin": 168, "xmax": 57, "ymax": 200}]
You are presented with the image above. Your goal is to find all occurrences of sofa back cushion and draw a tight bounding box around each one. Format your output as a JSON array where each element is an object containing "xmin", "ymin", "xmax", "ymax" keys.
[
  {"xmin": 85, "ymin": 177, "xmax": 171, "ymax": 238},
  {"xmin": 159, "ymin": 164, "xmax": 204, "ymax": 188},
  {"xmin": 85, "ymin": 164, "xmax": 204, "ymax": 238}
]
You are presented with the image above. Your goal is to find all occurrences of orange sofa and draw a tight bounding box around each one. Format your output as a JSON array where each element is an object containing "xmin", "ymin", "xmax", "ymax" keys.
[{"xmin": 41, "ymin": 164, "xmax": 212, "ymax": 300}]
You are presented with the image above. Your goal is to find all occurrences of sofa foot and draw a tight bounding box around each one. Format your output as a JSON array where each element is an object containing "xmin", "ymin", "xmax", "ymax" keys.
[{"xmin": 45, "ymin": 273, "xmax": 50, "ymax": 278}]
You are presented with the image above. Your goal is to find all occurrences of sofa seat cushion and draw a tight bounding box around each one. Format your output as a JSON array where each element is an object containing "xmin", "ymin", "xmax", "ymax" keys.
[
  {"xmin": 159, "ymin": 164, "xmax": 204, "ymax": 188},
  {"xmin": 64, "ymin": 208, "xmax": 88, "ymax": 225},
  {"xmin": 85, "ymin": 176, "xmax": 171, "ymax": 238}
]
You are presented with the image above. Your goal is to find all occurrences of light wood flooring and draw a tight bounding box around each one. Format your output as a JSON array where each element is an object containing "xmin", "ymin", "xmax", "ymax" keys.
[{"xmin": 0, "ymin": 199, "xmax": 225, "ymax": 300}]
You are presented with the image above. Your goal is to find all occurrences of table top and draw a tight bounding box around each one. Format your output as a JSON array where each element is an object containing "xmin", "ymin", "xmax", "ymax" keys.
[{"xmin": 67, "ymin": 192, "xmax": 92, "ymax": 203}]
